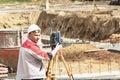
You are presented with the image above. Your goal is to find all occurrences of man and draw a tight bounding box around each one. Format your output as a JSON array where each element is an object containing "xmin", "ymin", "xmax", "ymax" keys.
[{"xmin": 16, "ymin": 24, "xmax": 62, "ymax": 80}]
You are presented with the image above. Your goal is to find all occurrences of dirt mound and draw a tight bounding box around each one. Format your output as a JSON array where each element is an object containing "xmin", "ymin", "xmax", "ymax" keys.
[
  {"xmin": 48, "ymin": 44, "xmax": 120, "ymax": 75},
  {"xmin": 37, "ymin": 11, "xmax": 120, "ymax": 41},
  {"xmin": 0, "ymin": 12, "xmax": 39, "ymax": 29},
  {"xmin": 60, "ymin": 44, "xmax": 120, "ymax": 62},
  {"xmin": 61, "ymin": 44, "xmax": 98, "ymax": 54}
]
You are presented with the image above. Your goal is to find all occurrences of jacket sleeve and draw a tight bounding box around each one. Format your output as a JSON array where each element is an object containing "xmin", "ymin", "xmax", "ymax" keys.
[
  {"xmin": 22, "ymin": 40, "xmax": 50, "ymax": 60},
  {"xmin": 29, "ymin": 46, "xmax": 50, "ymax": 60}
]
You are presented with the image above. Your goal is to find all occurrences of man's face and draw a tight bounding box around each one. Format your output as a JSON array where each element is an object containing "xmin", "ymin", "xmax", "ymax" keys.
[{"xmin": 28, "ymin": 30, "xmax": 41, "ymax": 43}]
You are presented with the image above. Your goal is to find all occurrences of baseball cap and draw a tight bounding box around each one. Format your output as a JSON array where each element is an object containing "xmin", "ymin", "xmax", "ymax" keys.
[{"xmin": 28, "ymin": 24, "xmax": 41, "ymax": 34}]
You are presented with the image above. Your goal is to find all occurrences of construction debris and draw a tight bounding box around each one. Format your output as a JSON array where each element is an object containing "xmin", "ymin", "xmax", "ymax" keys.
[{"xmin": 0, "ymin": 63, "xmax": 8, "ymax": 78}]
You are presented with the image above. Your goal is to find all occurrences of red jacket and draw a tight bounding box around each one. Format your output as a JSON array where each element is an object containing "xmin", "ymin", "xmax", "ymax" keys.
[{"xmin": 16, "ymin": 40, "xmax": 49, "ymax": 79}]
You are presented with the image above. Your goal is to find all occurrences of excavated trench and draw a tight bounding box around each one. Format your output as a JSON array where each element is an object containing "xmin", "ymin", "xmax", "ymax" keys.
[{"xmin": 36, "ymin": 10, "xmax": 120, "ymax": 42}]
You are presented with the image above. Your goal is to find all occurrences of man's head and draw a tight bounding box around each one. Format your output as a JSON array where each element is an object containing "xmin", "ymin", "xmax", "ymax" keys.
[{"xmin": 28, "ymin": 24, "xmax": 41, "ymax": 43}]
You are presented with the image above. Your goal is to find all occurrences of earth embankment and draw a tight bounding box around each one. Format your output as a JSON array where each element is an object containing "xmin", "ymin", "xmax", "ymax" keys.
[
  {"xmin": 37, "ymin": 10, "xmax": 120, "ymax": 41},
  {"xmin": 0, "ymin": 3, "xmax": 120, "ymax": 41}
]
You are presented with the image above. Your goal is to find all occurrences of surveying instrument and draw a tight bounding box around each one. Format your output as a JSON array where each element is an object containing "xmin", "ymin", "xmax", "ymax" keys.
[{"xmin": 46, "ymin": 29, "xmax": 74, "ymax": 80}]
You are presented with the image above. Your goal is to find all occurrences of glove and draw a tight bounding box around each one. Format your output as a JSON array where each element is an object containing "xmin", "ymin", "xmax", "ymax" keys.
[
  {"xmin": 47, "ymin": 52, "xmax": 53, "ymax": 60},
  {"xmin": 51, "ymin": 43, "xmax": 62, "ymax": 57}
]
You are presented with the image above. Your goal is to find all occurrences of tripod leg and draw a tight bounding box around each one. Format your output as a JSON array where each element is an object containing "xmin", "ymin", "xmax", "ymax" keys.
[
  {"xmin": 46, "ymin": 55, "xmax": 58, "ymax": 80},
  {"xmin": 60, "ymin": 54, "xmax": 74, "ymax": 80},
  {"xmin": 46, "ymin": 59, "xmax": 53, "ymax": 80},
  {"xmin": 51, "ymin": 55, "xmax": 58, "ymax": 80},
  {"xmin": 54, "ymin": 55, "xmax": 58, "ymax": 80}
]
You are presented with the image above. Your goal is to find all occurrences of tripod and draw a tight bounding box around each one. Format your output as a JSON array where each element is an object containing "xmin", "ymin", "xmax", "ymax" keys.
[{"xmin": 46, "ymin": 51, "xmax": 74, "ymax": 80}]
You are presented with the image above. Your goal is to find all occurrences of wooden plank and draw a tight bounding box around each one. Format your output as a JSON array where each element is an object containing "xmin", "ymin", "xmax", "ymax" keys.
[{"xmin": 84, "ymin": 49, "xmax": 107, "ymax": 53}]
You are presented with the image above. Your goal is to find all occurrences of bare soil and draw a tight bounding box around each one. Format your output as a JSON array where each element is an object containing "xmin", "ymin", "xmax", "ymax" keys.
[
  {"xmin": 61, "ymin": 44, "xmax": 120, "ymax": 62},
  {"xmin": 46, "ymin": 44, "xmax": 120, "ymax": 75},
  {"xmin": 0, "ymin": 2, "xmax": 120, "ymax": 41}
]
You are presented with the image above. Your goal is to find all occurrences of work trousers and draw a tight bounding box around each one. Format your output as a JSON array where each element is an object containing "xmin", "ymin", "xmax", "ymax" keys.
[{"xmin": 21, "ymin": 78, "xmax": 44, "ymax": 80}]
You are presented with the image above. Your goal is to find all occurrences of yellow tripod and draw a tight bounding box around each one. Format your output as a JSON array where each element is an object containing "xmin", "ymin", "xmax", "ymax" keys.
[{"xmin": 46, "ymin": 51, "xmax": 74, "ymax": 80}]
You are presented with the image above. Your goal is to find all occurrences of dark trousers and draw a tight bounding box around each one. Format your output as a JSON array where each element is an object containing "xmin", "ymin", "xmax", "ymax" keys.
[
  {"xmin": 21, "ymin": 78, "xmax": 43, "ymax": 80},
  {"xmin": 33, "ymin": 79, "xmax": 43, "ymax": 80}
]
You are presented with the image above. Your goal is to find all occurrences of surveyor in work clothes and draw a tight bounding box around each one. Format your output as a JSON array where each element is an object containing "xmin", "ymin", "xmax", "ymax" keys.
[{"xmin": 16, "ymin": 24, "xmax": 62, "ymax": 80}]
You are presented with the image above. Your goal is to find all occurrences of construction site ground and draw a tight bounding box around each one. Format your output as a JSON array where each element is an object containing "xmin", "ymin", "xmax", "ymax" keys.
[
  {"xmin": 0, "ymin": 1, "xmax": 120, "ymax": 79},
  {"xmin": 43, "ymin": 44, "xmax": 120, "ymax": 79}
]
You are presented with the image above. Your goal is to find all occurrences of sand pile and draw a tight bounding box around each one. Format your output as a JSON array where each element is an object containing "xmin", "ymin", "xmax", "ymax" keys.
[
  {"xmin": 60, "ymin": 44, "xmax": 120, "ymax": 62},
  {"xmin": 50, "ymin": 44, "xmax": 120, "ymax": 75},
  {"xmin": 0, "ymin": 12, "xmax": 39, "ymax": 29}
]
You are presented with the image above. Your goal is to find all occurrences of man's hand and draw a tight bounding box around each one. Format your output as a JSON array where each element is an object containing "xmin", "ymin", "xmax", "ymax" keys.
[
  {"xmin": 55, "ymin": 43, "xmax": 62, "ymax": 50},
  {"xmin": 51, "ymin": 43, "xmax": 62, "ymax": 57}
]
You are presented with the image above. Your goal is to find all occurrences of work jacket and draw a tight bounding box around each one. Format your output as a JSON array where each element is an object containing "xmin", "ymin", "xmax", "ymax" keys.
[{"xmin": 16, "ymin": 39, "xmax": 49, "ymax": 80}]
